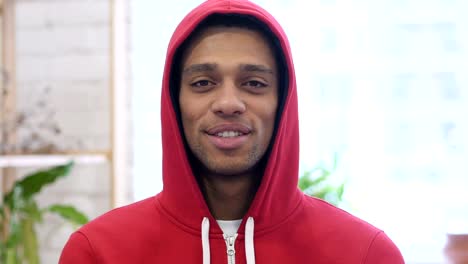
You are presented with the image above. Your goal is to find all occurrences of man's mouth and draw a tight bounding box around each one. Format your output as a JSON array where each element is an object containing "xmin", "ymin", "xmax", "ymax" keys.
[
  {"xmin": 205, "ymin": 124, "xmax": 252, "ymax": 150},
  {"xmin": 215, "ymin": 131, "xmax": 246, "ymax": 138},
  {"xmin": 206, "ymin": 124, "xmax": 251, "ymax": 136}
]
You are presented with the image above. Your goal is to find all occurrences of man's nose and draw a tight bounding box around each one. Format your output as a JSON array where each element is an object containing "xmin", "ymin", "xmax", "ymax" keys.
[{"xmin": 211, "ymin": 83, "xmax": 246, "ymax": 116}]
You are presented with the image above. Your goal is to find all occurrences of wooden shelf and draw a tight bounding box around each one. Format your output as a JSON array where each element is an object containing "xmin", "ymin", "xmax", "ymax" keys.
[{"xmin": 0, "ymin": 154, "xmax": 108, "ymax": 168}]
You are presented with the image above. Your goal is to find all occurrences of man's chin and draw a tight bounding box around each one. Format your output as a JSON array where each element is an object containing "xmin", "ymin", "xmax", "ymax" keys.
[
  {"xmin": 189, "ymin": 147, "xmax": 262, "ymax": 177},
  {"xmin": 208, "ymin": 167, "xmax": 250, "ymax": 177},
  {"xmin": 203, "ymin": 161, "xmax": 257, "ymax": 177}
]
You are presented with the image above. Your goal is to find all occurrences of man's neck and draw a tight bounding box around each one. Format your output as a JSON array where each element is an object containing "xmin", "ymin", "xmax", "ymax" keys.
[{"xmin": 200, "ymin": 171, "xmax": 260, "ymax": 220}]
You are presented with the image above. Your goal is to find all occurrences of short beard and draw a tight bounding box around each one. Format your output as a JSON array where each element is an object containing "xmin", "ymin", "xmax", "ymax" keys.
[{"xmin": 189, "ymin": 142, "xmax": 264, "ymax": 177}]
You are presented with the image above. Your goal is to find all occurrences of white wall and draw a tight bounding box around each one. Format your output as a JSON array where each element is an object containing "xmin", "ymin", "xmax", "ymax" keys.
[{"xmin": 13, "ymin": 0, "xmax": 132, "ymax": 262}]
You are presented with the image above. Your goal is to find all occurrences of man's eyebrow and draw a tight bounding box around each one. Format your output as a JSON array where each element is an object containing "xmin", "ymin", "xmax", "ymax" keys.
[
  {"xmin": 240, "ymin": 64, "xmax": 274, "ymax": 75},
  {"xmin": 183, "ymin": 63, "xmax": 218, "ymax": 75}
]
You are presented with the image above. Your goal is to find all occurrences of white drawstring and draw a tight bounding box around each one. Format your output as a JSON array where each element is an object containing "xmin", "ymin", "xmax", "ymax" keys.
[
  {"xmin": 201, "ymin": 216, "xmax": 256, "ymax": 264},
  {"xmin": 245, "ymin": 217, "xmax": 256, "ymax": 264},
  {"xmin": 202, "ymin": 217, "xmax": 210, "ymax": 264}
]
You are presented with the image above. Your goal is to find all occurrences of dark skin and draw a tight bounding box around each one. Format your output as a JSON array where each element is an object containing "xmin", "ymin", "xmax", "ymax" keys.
[
  {"xmin": 179, "ymin": 27, "xmax": 279, "ymax": 220},
  {"xmin": 198, "ymin": 166, "xmax": 260, "ymax": 220}
]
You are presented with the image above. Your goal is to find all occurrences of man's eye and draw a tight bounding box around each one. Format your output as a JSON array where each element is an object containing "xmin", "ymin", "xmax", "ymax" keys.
[
  {"xmin": 191, "ymin": 80, "xmax": 213, "ymax": 87},
  {"xmin": 244, "ymin": 80, "xmax": 267, "ymax": 88}
]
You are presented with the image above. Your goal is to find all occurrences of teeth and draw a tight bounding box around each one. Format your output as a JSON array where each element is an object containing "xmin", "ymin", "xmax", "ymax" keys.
[{"xmin": 216, "ymin": 131, "xmax": 242, "ymax": 138}]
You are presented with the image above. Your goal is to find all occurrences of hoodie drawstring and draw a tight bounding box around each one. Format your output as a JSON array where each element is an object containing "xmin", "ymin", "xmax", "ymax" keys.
[
  {"xmin": 202, "ymin": 217, "xmax": 211, "ymax": 264},
  {"xmin": 201, "ymin": 217, "xmax": 256, "ymax": 264},
  {"xmin": 245, "ymin": 217, "xmax": 255, "ymax": 264}
]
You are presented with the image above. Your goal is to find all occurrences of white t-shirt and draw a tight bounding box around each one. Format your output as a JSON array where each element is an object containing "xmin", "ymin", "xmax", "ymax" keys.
[{"xmin": 217, "ymin": 219, "xmax": 242, "ymax": 236}]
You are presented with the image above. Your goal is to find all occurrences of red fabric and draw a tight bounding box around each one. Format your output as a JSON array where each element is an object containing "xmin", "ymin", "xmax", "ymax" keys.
[{"xmin": 60, "ymin": 0, "xmax": 404, "ymax": 263}]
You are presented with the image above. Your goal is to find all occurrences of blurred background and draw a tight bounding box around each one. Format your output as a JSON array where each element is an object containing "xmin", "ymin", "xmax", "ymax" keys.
[{"xmin": 1, "ymin": 0, "xmax": 467, "ymax": 263}]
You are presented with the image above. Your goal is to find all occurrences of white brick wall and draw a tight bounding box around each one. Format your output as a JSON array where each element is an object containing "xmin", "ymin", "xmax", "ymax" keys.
[
  {"xmin": 16, "ymin": 0, "xmax": 109, "ymax": 28},
  {"xmin": 17, "ymin": 80, "xmax": 111, "ymax": 112},
  {"xmin": 12, "ymin": 0, "xmax": 132, "ymax": 263},
  {"xmin": 17, "ymin": 54, "xmax": 110, "ymax": 82},
  {"xmin": 16, "ymin": 24, "xmax": 109, "ymax": 56}
]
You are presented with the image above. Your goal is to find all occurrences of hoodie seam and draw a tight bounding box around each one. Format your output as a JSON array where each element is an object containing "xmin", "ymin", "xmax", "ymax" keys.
[
  {"xmin": 76, "ymin": 231, "xmax": 99, "ymax": 264},
  {"xmin": 362, "ymin": 230, "xmax": 383, "ymax": 263},
  {"xmin": 309, "ymin": 196, "xmax": 381, "ymax": 229}
]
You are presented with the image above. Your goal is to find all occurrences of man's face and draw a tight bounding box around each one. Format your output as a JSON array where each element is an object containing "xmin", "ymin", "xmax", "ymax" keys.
[{"xmin": 179, "ymin": 26, "xmax": 278, "ymax": 176}]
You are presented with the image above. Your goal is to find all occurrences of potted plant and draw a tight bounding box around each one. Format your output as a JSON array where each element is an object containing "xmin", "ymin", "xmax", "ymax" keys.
[{"xmin": 0, "ymin": 162, "xmax": 88, "ymax": 264}]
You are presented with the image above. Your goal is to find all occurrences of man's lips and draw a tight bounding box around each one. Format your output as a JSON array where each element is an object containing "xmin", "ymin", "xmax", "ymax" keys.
[
  {"xmin": 205, "ymin": 124, "xmax": 252, "ymax": 135},
  {"xmin": 204, "ymin": 124, "xmax": 252, "ymax": 150}
]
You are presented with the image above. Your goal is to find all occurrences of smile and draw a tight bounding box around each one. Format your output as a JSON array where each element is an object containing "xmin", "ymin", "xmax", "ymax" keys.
[
  {"xmin": 215, "ymin": 131, "xmax": 246, "ymax": 138},
  {"xmin": 205, "ymin": 124, "xmax": 252, "ymax": 150}
]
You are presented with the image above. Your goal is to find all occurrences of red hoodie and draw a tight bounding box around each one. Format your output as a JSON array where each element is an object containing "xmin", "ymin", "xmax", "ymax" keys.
[{"xmin": 60, "ymin": 0, "xmax": 404, "ymax": 263}]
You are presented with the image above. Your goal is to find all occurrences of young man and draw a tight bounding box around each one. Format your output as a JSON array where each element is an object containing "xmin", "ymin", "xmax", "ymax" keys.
[{"xmin": 60, "ymin": 0, "xmax": 404, "ymax": 263}]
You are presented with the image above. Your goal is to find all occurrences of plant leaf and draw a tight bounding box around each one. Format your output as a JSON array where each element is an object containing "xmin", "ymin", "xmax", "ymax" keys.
[
  {"xmin": 21, "ymin": 218, "xmax": 40, "ymax": 264},
  {"xmin": 4, "ymin": 162, "xmax": 74, "ymax": 206},
  {"xmin": 23, "ymin": 200, "xmax": 43, "ymax": 223},
  {"xmin": 298, "ymin": 171, "xmax": 312, "ymax": 190},
  {"xmin": 5, "ymin": 247, "xmax": 19, "ymax": 264},
  {"xmin": 299, "ymin": 154, "xmax": 345, "ymax": 206},
  {"xmin": 336, "ymin": 183, "xmax": 345, "ymax": 200},
  {"xmin": 3, "ymin": 185, "xmax": 24, "ymax": 212},
  {"xmin": 5, "ymin": 219, "xmax": 22, "ymax": 249},
  {"xmin": 309, "ymin": 168, "xmax": 330, "ymax": 185},
  {"xmin": 299, "ymin": 168, "xmax": 329, "ymax": 191},
  {"xmin": 46, "ymin": 204, "xmax": 89, "ymax": 226}
]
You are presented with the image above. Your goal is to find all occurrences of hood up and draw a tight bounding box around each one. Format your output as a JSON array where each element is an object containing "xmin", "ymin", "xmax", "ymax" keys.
[{"xmin": 159, "ymin": 0, "xmax": 302, "ymax": 235}]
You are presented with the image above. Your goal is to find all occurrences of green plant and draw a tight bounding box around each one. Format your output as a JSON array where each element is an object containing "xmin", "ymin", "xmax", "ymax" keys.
[
  {"xmin": 299, "ymin": 153, "xmax": 345, "ymax": 206},
  {"xmin": 0, "ymin": 162, "xmax": 89, "ymax": 264}
]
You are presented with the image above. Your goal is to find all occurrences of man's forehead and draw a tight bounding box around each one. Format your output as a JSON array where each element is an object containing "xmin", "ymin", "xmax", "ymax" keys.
[{"xmin": 182, "ymin": 63, "xmax": 274, "ymax": 75}]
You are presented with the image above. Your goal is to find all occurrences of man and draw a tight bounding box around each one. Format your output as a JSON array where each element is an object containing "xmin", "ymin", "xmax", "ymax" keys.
[{"xmin": 60, "ymin": 0, "xmax": 404, "ymax": 263}]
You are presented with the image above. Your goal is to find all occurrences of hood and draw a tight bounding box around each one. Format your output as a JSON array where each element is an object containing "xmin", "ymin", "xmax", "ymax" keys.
[{"xmin": 159, "ymin": 0, "xmax": 302, "ymax": 235}]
